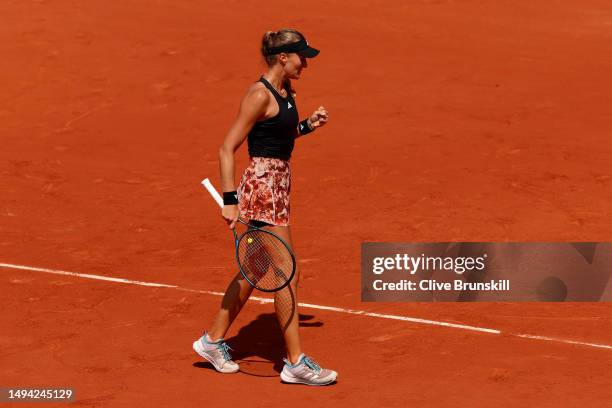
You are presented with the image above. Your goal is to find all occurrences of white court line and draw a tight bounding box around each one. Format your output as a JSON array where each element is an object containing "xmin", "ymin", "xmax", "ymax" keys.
[
  {"xmin": 513, "ymin": 334, "xmax": 612, "ymax": 350},
  {"xmin": 1, "ymin": 262, "xmax": 611, "ymax": 350},
  {"xmin": 0, "ymin": 263, "xmax": 179, "ymax": 288}
]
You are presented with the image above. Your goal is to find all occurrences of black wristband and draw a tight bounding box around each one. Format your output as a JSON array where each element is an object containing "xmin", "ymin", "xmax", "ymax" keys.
[
  {"xmin": 223, "ymin": 191, "xmax": 238, "ymax": 206},
  {"xmin": 298, "ymin": 118, "xmax": 314, "ymax": 135}
]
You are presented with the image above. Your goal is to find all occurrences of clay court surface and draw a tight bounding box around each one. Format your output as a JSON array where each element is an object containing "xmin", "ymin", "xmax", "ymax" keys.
[{"xmin": 2, "ymin": 0, "xmax": 612, "ymax": 406}]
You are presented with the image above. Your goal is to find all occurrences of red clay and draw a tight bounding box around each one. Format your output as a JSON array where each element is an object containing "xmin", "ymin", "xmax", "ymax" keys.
[{"xmin": 1, "ymin": 0, "xmax": 611, "ymax": 406}]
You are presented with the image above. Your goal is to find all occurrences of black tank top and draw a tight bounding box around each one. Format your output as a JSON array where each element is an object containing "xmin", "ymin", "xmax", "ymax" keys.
[{"xmin": 247, "ymin": 77, "xmax": 299, "ymax": 161}]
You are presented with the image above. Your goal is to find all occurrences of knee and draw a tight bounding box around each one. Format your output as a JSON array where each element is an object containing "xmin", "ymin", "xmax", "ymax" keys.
[{"xmin": 290, "ymin": 266, "xmax": 300, "ymax": 287}]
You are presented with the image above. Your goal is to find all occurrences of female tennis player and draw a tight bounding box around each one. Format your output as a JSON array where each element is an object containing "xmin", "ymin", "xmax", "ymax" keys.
[{"xmin": 193, "ymin": 29, "xmax": 337, "ymax": 386}]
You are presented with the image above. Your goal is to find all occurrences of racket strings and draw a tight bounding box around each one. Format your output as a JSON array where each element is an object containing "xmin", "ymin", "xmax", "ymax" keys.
[{"xmin": 237, "ymin": 230, "xmax": 293, "ymax": 291}]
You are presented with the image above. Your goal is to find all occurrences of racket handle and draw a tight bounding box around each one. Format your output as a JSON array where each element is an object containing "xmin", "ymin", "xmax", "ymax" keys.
[{"xmin": 201, "ymin": 178, "xmax": 224, "ymax": 208}]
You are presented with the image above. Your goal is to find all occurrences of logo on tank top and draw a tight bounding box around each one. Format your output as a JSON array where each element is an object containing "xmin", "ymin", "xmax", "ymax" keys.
[{"xmin": 287, "ymin": 102, "xmax": 293, "ymax": 109}]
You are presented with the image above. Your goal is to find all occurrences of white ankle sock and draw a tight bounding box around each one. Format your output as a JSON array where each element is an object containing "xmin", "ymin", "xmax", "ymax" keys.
[{"xmin": 288, "ymin": 353, "xmax": 305, "ymax": 366}]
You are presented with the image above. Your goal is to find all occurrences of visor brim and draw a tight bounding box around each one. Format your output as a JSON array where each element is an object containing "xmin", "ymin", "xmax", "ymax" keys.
[{"xmin": 297, "ymin": 46, "xmax": 320, "ymax": 58}]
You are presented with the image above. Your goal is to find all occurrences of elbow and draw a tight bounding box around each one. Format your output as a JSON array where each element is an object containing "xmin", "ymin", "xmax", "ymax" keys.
[
  {"xmin": 219, "ymin": 144, "xmax": 233, "ymax": 163},
  {"xmin": 219, "ymin": 143, "xmax": 230, "ymax": 156}
]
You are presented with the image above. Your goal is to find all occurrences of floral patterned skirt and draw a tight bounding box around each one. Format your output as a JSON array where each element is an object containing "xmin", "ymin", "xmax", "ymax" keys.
[{"xmin": 237, "ymin": 157, "xmax": 291, "ymax": 226}]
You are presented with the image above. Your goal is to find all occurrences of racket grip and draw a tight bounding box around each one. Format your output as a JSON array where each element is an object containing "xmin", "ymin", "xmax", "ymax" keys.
[{"xmin": 201, "ymin": 178, "xmax": 224, "ymax": 208}]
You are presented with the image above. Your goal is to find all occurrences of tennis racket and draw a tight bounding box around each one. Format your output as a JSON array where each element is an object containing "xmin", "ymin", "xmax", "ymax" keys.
[{"xmin": 201, "ymin": 178, "xmax": 296, "ymax": 292}]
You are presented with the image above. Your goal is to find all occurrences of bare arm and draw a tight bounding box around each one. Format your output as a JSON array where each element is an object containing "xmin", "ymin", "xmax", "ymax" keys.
[
  {"xmin": 218, "ymin": 86, "xmax": 269, "ymax": 227},
  {"xmin": 219, "ymin": 86, "xmax": 269, "ymax": 191}
]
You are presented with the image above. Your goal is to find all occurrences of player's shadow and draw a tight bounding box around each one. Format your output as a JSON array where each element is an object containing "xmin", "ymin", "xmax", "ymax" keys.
[{"xmin": 192, "ymin": 313, "xmax": 323, "ymax": 377}]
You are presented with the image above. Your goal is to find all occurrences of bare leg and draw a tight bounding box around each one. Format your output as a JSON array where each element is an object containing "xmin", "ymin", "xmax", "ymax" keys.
[
  {"xmin": 207, "ymin": 272, "xmax": 254, "ymax": 341},
  {"xmin": 266, "ymin": 225, "xmax": 303, "ymax": 364}
]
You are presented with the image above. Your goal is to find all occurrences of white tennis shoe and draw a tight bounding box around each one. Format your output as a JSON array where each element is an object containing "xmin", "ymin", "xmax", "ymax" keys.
[
  {"xmin": 280, "ymin": 354, "xmax": 337, "ymax": 385},
  {"xmin": 192, "ymin": 333, "xmax": 239, "ymax": 374}
]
